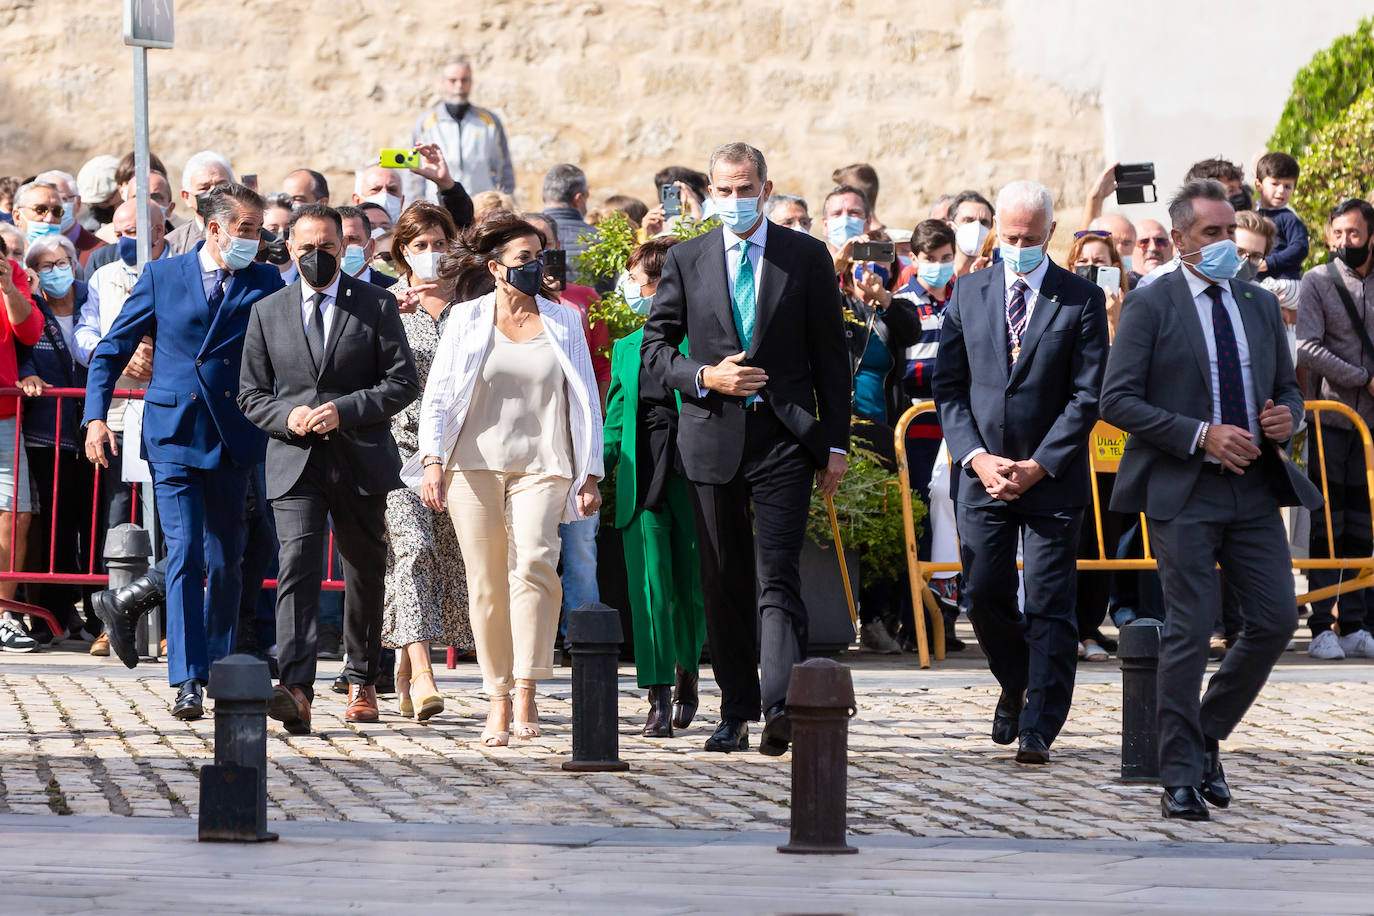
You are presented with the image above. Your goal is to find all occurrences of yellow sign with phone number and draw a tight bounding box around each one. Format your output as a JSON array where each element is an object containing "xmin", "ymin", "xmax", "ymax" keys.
[{"xmin": 1092, "ymin": 424, "xmax": 1128, "ymax": 470}]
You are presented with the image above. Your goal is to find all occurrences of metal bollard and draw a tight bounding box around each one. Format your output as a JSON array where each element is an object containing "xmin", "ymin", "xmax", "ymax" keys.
[
  {"xmin": 103, "ymin": 523, "xmax": 157, "ymax": 659},
  {"xmin": 199, "ymin": 654, "xmax": 278, "ymax": 842},
  {"xmin": 1118, "ymin": 618, "xmax": 1164, "ymax": 783},
  {"xmin": 778, "ymin": 657, "xmax": 858, "ymax": 855},
  {"xmin": 562, "ymin": 603, "xmax": 630, "ymax": 773}
]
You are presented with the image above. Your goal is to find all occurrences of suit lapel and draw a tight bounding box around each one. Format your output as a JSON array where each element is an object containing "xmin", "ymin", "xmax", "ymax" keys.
[
  {"xmin": 747, "ymin": 230, "xmax": 784, "ymax": 358},
  {"xmin": 1231, "ymin": 278, "xmax": 1271, "ymax": 411},
  {"xmin": 202, "ymin": 270, "xmax": 246, "ymax": 355},
  {"xmin": 981, "ymin": 268, "xmax": 1010, "ymax": 383},
  {"xmin": 1007, "ymin": 262, "xmax": 1066, "ymax": 386},
  {"xmin": 1168, "ymin": 267, "xmax": 1213, "ymax": 401},
  {"xmin": 319, "ymin": 276, "xmax": 354, "ymax": 371},
  {"xmin": 280, "ymin": 279, "xmax": 318, "ymax": 375},
  {"xmin": 180, "ymin": 247, "xmax": 210, "ymax": 317},
  {"xmin": 695, "ymin": 231, "xmax": 741, "ymax": 351}
]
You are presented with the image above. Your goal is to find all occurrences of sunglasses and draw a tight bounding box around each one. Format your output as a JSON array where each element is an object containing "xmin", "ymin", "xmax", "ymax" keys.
[
  {"xmin": 24, "ymin": 203, "xmax": 65, "ymax": 220},
  {"xmin": 1073, "ymin": 230, "xmax": 1112, "ymax": 240},
  {"xmin": 1137, "ymin": 236, "xmax": 1170, "ymax": 248}
]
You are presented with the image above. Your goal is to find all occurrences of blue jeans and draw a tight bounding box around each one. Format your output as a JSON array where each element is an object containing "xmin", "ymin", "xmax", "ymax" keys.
[{"xmin": 557, "ymin": 515, "xmax": 600, "ymax": 638}]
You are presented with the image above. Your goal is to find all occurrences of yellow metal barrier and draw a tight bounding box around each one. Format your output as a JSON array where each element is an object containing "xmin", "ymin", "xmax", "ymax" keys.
[{"xmin": 893, "ymin": 399, "xmax": 1374, "ymax": 666}]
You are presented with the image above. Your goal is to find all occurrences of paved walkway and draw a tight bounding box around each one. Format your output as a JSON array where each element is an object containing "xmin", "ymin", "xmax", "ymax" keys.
[
  {"xmin": 5, "ymin": 816, "xmax": 1374, "ymax": 914},
  {"xmin": 2, "ymin": 633, "xmax": 1372, "ymax": 848}
]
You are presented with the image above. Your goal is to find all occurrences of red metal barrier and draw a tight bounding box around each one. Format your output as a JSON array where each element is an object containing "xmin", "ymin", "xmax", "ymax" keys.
[{"xmin": 0, "ymin": 387, "xmax": 345, "ymax": 638}]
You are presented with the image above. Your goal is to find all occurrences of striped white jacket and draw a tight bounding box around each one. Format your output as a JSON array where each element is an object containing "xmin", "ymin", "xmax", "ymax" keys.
[{"xmin": 401, "ymin": 292, "xmax": 604, "ymax": 522}]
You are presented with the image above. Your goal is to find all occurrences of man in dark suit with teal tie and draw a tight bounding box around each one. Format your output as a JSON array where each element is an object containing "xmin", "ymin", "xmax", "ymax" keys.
[{"xmin": 1102, "ymin": 179, "xmax": 1322, "ymax": 821}]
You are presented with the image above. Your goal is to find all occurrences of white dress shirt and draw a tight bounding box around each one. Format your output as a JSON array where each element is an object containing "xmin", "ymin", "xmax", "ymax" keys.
[
  {"xmin": 724, "ymin": 216, "xmax": 768, "ymax": 301},
  {"xmin": 960, "ymin": 255, "xmax": 1053, "ymax": 467},
  {"xmin": 1181, "ymin": 265, "xmax": 1259, "ymax": 457},
  {"xmin": 301, "ymin": 273, "xmax": 340, "ymax": 341}
]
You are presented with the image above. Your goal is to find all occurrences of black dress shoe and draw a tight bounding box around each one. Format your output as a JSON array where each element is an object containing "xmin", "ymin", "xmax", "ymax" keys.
[
  {"xmin": 643, "ymin": 685, "xmax": 673, "ymax": 738},
  {"xmin": 331, "ymin": 669, "xmax": 349, "ymax": 694},
  {"xmin": 671, "ymin": 664, "xmax": 698, "ymax": 730},
  {"xmin": 759, "ymin": 703, "xmax": 791, "ymax": 757},
  {"xmin": 703, "ymin": 718, "xmax": 749, "ymax": 753},
  {"xmin": 172, "ymin": 679, "xmax": 204, "ymax": 721},
  {"xmin": 1161, "ymin": 785, "xmax": 1210, "ymax": 820},
  {"xmin": 1015, "ymin": 729, "xmax": 1050, "ymax": 764},
  {"xmin": 1201, "ymin": 748, "xmax": 1230, "ymax": 808},
  {"xmin": 992, "ymin": 689, "xmax": 1024, "ymax": 745},
  {"xmin": 91, "ymin": 568, "xmax": 167, "ymax": 670}
]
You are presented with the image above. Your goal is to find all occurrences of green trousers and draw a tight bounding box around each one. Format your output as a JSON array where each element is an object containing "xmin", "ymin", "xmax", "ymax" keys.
[{"xmin": 621, "ymin": 475, "xmax": 706, "ymax": 689}]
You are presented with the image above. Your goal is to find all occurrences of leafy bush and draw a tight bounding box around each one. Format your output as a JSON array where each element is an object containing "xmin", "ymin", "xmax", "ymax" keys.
[
  {"xmin": 807, "ymin": 442, "xmax": 927, "ymax": 584},
  {"xmin": 1292, "ymin": 87, "xmax": 1374, "ymax": 269},
  {"xmin": 1269, "ymin": 16, "xmax": 1374, "ymax": 156}
]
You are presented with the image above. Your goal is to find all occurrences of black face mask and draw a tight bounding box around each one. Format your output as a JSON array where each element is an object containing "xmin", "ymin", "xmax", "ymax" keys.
[
  {"xmin": 298, "ymin": 249, "xmax": 339, "ymax": 289},
  {"xmin": 1228, "ymin": 191, "xmax": 1252, "ymax": 213},
  {"xmin": 1334, "ymin": 243, "xmax": 1372, "ymax": 271},
  {"xmin": 89, "ymin": 203, "xmax": 118, "ymax": 225},
  {"xmin": 504, "ymin": 260, "xmax": 544, "ymax": 298}
]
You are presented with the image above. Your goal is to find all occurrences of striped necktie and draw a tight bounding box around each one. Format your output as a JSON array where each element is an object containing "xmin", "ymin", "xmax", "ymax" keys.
[{"xmin": 1006, "ymin": 279, "xmax": 1028, "ymax": 368}]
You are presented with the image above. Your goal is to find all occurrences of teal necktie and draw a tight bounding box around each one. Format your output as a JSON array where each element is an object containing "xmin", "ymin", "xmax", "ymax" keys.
[{"xmin": 731, "ymin": 239, "xmax": 756, "ymax": 351}]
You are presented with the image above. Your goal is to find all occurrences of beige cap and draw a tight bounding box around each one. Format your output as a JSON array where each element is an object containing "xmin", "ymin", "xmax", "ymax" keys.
[{"xmin": 77, "ymin": 155, "xmax": 120, "ymax": 203}]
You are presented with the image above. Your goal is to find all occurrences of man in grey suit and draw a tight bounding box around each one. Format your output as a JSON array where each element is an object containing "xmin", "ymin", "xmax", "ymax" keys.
[
  {"xmin": 1101, "ymin": 179, "xmax": 1322, "ymax": 821},
  {"xmin": 239, "ymin": 204, "xmax": 418, "ymax": 734}
]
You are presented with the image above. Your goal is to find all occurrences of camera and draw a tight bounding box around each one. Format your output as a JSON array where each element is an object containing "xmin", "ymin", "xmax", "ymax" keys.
[
  {"xmin": 1114, "ymin": 162, "xmax": 1157, "ymax": 205},
  {"xmin": 379, "ymin": 148, "xmax": 420, "ymax": 169}
]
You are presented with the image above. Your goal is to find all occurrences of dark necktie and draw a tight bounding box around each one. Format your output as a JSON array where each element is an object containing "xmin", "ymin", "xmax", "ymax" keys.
[
  {"xmin": 1006, "ymin": 279, "xmax": 1029, "ymax": 368},
  {"xmin": 307, "ymin": 291, "xmax": 326, "ymax": 367},
  {"xmin": 207, "ymin": 269, "xmax": 228, "ymax": 317},
  {"xmin": 1206, "ymin": 284, "xmax": 1249, "ymax": 429}
]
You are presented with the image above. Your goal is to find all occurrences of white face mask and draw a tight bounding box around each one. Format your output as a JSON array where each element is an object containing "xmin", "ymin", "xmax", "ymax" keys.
[
  {"xmin": 408, "ymin": 250, "xmax": 440, "ymax": 281},
  {"xmin": 366, "ymin": 192, "xmax": 404, "ymax": 224},
  {"xmin": 955, "ymin": 220, "xmax": 990, "ymax": 257}
]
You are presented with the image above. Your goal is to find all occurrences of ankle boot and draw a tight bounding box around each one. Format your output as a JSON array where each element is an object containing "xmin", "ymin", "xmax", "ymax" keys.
[
  {"xmin": 643, "ymin": 685, "xmax": 673, "ymax": 737},
  {"xmin": 672, "ymin": 663, "xmax": 698, "ymax": 729},
  {"xmin": 91, "ymin": 568, "xmax": 166, "ymax": 669}
]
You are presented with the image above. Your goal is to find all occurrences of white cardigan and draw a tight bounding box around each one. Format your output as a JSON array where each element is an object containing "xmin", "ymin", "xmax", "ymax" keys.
[{"xmin": 402, "ymin": 292, "xmax": 604, "ymax": 521}]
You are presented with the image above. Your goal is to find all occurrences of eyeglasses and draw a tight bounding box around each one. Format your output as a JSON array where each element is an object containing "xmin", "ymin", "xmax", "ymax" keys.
[
  {"xmin": 1136, "ymin": 236, "xmax": 1170, "ymax": 249},
  {"xmin": 1073, "ymin": 230, "xmax": 1112, "ymax": 239},
  {"xmin": 37, "ymin": 258, "xmax": 72, "ymax": 271},
  {"xmin": 1235, "ymin": 248, "xmax": 1264, "ymax": 263},
  {"xmin": 23, "ymin": 203, "xmax": 64, "ymax": 220},
  {"xmin": 782, "ymin": 218, "xmax": 813, "ymax": 231}
]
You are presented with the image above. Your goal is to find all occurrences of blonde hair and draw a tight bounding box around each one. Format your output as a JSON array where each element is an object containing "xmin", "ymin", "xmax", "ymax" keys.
[
  {"xmin": 472, "ymin": 190, "xmax": 517, "ymax": 223},
  {"xmin": 1235, "ymin": 210, "xmax": 1277, "ymax": 257}
]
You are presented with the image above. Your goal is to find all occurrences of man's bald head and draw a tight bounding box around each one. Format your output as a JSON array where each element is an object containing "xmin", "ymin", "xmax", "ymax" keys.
[{"xmin": 112, "ymin": 197, "xmax": 167, "ymax": 254}]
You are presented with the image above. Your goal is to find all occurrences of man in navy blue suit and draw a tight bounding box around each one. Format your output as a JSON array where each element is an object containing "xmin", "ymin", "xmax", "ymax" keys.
[
  {"xmin": 933, "ymin": 180, "xmax": 1108, "ymax": 765},
  {"xmin": 84, "ymin": 182, "xmax": 284, "ymax": 720}
]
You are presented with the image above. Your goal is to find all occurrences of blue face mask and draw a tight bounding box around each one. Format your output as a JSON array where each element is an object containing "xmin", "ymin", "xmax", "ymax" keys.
[
  {"xmin": 340, "ymin": 244, "xmax": 368, "ymax": 276},
  {"xmin": 1000, "ymin": 241, "xmax": 1045, "ymax": 274},
  {"xmin": 25, "ymin": 221, "xmax": 61, "ymax": 245},
  {"xmin": 1121, "ymin": 254, "xmax": 1133, "ymax": 274},
  {"xmin": 58, "ymin": 205, "xmax": 75, "ymax": 234},
  {"xmin": 38, "ymin": 265, "xmax": 75, "ymax": 299},
  {"xmin": 1186, "ymin": 239, "xmax": 1242, "ymax": 282},
  {"xmin": 712, "ymin": 196, "xmax": 760, "ymax": 234},
  {"xmin": 917, "ymin": 260, "xmax": 955, "ymax": 289},
  {"xmin": 117, "ymin": 236, "xmax": 138, "ymax": 267},
  {"xmin": 217, "ymin": 230, "xmax": 259, "ymax": 271},
  {"xmin": 620, "ymin": 277, "xmax": 653, "ymax": 315},
  {"xmin": 827, "ymin": 215, "xmax": 865, "ymax": 249}
]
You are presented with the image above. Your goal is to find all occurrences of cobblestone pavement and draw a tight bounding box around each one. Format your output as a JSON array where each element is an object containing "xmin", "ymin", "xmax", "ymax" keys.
[{"xmin": 2, "ymin": 633, "xmax": 1372, "ymax": 847}]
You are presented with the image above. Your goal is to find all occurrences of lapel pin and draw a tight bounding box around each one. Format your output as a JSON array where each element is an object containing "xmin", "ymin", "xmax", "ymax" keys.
[{"xmin": 1243, "ymin": 291, "xmax": 1252, "ymax": 299}]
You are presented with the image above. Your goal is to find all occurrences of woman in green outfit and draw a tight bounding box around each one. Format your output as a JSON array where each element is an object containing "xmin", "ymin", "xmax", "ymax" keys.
[{"xmin": 603, "ymin": 237, "xmax": 706, "ymax": 737}]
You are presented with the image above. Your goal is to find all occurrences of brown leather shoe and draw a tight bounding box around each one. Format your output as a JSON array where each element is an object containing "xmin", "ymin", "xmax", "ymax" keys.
[
  {"xmin": 89, "ymin": 632, "xmax": 110, "ymax": 657},
  {"xmin": 345, "ymin": 684, "xmax": 379, "ymax": 722},
  {"xmin": 268, "ymin": 684, "xmax": 311, "ymax": 735}
]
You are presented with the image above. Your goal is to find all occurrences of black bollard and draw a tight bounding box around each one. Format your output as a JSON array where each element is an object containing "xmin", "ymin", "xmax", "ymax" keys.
[
  {"xmin": 103, "ymin": 524, "xmax": 156, "ymax": 659},
  {"xmin": 199, "ymin": 654, "xmax": 278, "ymax": 842},
  {"xmin": 778, "ymin": 658, "xmax": 858, "ymax": 855},
  {"xmin": 1118, "ymin": 618, "xmax": 1164, "ymax": 783},
  {"xmin": 562, "ymin": 603, "xmax": 630, "ymax": 773}
]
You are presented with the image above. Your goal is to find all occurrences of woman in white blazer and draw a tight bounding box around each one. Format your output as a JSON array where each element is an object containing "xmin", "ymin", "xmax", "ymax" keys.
[{"xmin": 407, "ymin": 215, "xmax": 603, "ymax": 746}]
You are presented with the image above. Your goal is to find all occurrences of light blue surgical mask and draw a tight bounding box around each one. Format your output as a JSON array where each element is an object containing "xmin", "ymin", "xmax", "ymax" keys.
[
  {"xmin": 38, "ymin": 264, "xmax": 75, "ymax": 299},
  {"xmin": 217, "ymin": 231, "xmax": 259, "ymax": 271},
  {"xmin": 826, "ymin": 215, "xmax": 865, "ymax": 249},
  {"xmin": 1121, "ymin": 254, "xmax": 1133, "ymax": 274},
  {"xmin": 1000, "ymin": 241, "xmax": 1045, "ymax": 274},
  {"xmin": 340, "ymin": 244, "xmax": 368, "ymax": 276},
  {"xmin": 24, "ymin": 221, "xmax": 61, "ymax": 245},
  {"xmin": 918, "ymin": 260, "xmax": 955, "ymax": 289},
  {"xmin": 59, "ymin": 205, "xmax": 76, "ymax": 234},
  {"xmin": 713, "ymin": 196, "xmax": 760, "ymax": 234},
  {"xmin": 619, "ymin": 276, "xmax": 653, "ymax": 314},
  {"xmin": 1185, "ymin": 239, "xmax": 1242, "ymax": 282}
]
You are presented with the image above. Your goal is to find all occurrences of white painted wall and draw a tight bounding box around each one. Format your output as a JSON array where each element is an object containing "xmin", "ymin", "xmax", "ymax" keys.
[{"xmin": 1005, "ymin": 0, "xmax": 1374, "ymax": 222}]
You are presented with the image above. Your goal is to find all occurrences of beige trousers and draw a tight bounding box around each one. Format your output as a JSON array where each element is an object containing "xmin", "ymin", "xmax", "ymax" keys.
[{"xmin": 445, "ymin": 469, "xmax": 569, "ymax": 697}]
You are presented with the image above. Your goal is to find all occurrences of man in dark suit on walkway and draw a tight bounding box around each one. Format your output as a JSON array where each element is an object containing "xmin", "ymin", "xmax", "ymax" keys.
[
  {"xmin": 641, "ymin": 141, "xmax": 851, "ymax": 755},
  {"xmin": 1101, "ymin": 179, "xmax": 1322, "ymax": 820},
  {"xmin": 239, "ymin": 204, "xmax": 418, "ymax": 734},
  {"xmin": 933, "ymin": 180, "xmax": 1109, "ymax": 765},
  {"xmin": 84, "ymin": 182, "xmax": 284, "ymax": 720}
]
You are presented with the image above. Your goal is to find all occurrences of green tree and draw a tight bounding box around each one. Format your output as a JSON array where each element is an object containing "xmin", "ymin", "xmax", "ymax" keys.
[
  {"xmin": 1269, "ymin": 16, "xmax": 1374, "ymax": 156},
  {"xmin": 1292, "ymin": 87, "xmax": 1374, "ymax": 269}
]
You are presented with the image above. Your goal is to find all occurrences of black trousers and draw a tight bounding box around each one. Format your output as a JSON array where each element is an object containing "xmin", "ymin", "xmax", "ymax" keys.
[
  {"xmin": 1307, "ymin": 425, "xmax": 1372, "ymax": 636},
  {"xmin": 1150, "ymin": 469, "xmax": 1295, "ymax": 787},
  {"xmin": 271, "ymin": 448, "xmax": 387, "ymax": 700},
  {"xmin": 957, "ymin": 500, "xmax": 1083, "ymax": 744},
  {"xmin": 688, "ymin": 409, "xmax": 814, "ymax": 721}
]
